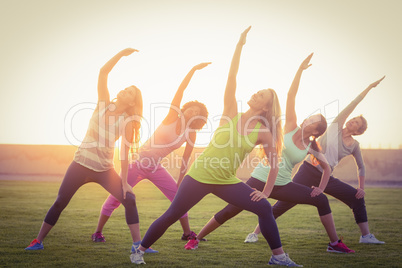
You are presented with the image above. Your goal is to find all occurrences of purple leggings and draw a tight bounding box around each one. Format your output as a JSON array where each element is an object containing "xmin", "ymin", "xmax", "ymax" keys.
[
  {"xmin": 214, "ymin": 177, "xmax": 331, "ymax": 225},
  {"xmin": 44, "ymin": 161, "xmax": 139, "ymax": 226},
  {"xmin": 100, "ymin": 161, "xmax": 188, "ymax": 218},
  {"xmin": 273, "ymin": 161, "xmax": 367, "ymax": 223},
  {"xmin": 141, "ymin": 175, "xmax": 282, "ymax": 250}
]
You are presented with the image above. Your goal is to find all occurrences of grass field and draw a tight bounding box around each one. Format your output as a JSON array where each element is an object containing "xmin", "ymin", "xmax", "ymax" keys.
[{"xmin": 0, "ymin": 180, "xmax": 401, "ymax": 267}]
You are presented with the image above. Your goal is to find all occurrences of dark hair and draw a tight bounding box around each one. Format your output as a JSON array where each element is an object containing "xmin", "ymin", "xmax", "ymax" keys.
[
  {"xmin": 356, "ymin": 115, "xmax": 368, "ymax": 135},
  {"xmin": 181, "ymin": 101, "xmax": 208, "ymax": 130}
]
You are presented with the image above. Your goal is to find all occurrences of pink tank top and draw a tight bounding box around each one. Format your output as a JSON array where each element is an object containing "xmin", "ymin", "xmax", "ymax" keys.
[{"xmin": 138, "ymin": 118, "xmax": 190, "ymax": 167}]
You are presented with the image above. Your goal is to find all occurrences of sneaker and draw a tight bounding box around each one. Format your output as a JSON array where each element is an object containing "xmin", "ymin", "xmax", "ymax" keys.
[
  {"xmin": 132, "ymin": 241, "xmax": 158, "ymax": 254},
  {"xmin": 268, "ymin": 253, "xmax": 303, "ymax": 267},
  {"xmin": 25, "ymin": 239, "xmax": 44, "ymax": 250},
  {"xmin": 244, "ymin": 233, "xmax": 258, "ymax": 243},
  {"xmin": 181, "ymin": 231, "xmax": 207, "ymax": 241},
  {"xmin": 184, "ymin": 239, "xmax": 199, "ymax": 250},
  {"xmin": 359, "ymin": 234, "xmax": 385, "ymax": 244},
  {"xmin": 91, "ymin": 232, "xmax": 106, "ymax": 242},
  {"xmin": 130, "ymin": 248, "xmax": 146, "ymax": 264},
  {"xmin": 181, "ymin": 231, "xmax": 196, "ymax": 240},
  {"xmin": 327, "ymin": 240, "xmax": 355, "ymax": 253}
]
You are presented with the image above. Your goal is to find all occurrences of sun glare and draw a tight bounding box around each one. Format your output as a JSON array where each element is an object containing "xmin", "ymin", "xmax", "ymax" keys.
[{"xmin": 0, "ymin": 1, "xmax": 400, "ymax": 148}]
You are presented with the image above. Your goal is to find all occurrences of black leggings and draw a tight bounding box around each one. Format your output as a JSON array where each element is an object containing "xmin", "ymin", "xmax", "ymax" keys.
[
  {"xmin": 273, "ymin": 161, "xmax": 367, "ymax": 223},
  {"xmin": 141, "ymin": 175, "xmax": 282, "ymax": 250},
  {"xmin": 214, "ymin": 177, "xmax": 331, "ymax": 225},
  {"xmin": 44, "ymin": 161, "xmax": 138, "ymax": 226}
]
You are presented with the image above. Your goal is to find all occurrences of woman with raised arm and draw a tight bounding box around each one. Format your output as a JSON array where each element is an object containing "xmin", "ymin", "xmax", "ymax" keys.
[
  {"xmin": 91, "ymin": 63, "xmax": 210, "ymax": 253},
  {"xmin": 129, "ymin": 27, "xmax": 301, "ymax": 267},
  {"xmin": 25, "ymin": 49, "xmax": 143, "ymax": 260},
  {"xmin": 186, "ymin": 53, "xmax": 354, "ymax": 254},
  {"xmin": 272, "ymin": 76, "xmax": 386, "ymax": 244}
]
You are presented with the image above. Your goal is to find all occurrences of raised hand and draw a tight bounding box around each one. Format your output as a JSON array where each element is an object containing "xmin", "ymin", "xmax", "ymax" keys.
[
  {"xmin": 368, "ymin": 76, "xmax": 385, "ymax": 89},
  {"xmin": 193, "ymin": 62, "xmax": 212, "ymax": 70},
  {"xmin": 239, "ymin": 26, "xmax": 251, "ymax": 45},
  {"xmin": 121, "ymin": 48, "xmax": 139, "ymax": 56},
  {"xmin": 300, "ymin": 53, "xmax": 313, "ymax": 71}
]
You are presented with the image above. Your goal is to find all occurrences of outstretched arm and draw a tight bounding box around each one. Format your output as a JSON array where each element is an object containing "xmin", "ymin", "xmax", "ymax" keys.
[
  {"xmin": 333, "ymin": 76, "xmax": 385, "ymax": 129},
  {"xmin": 284, "ymin": 53, "xmax": 313, "ymax": 133},
  {"xmin": 163, "ymin": 62, "xmax": 211, "ymax": 124},
  {"xmin": 220, "ymin": 26, "xmax": 251, "ymax": 126},
  {"xmin": 97, "ymin": 48, "xmax": 138, "ymax": 104}
]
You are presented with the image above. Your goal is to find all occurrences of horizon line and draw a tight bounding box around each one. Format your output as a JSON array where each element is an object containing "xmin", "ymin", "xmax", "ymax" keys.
[{"xmin": 0, "ymin": 143, "xmax": 401, "ymax": 150}]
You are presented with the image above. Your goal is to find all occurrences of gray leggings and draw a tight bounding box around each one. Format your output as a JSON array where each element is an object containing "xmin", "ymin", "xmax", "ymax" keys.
[
  {"xmin": 141, "ymin": 175, "xmax": 282, "ymax": 250},
  {"xmin": 44, "ymin": 161, "xmax": 138, "ymax": 226},
  {"xmin": 273, "ymin": 161, "xmax": 367, "ymax": 223}
]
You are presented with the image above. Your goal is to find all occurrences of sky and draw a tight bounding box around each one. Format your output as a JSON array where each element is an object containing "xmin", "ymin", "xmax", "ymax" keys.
[{"xmin": 0, "ymin": 0, "xmax": 401, "ymax": 149}]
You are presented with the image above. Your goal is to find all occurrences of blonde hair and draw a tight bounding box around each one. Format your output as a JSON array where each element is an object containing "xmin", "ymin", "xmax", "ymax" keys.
[
  {"xmin": 308, "ymin": 114, "xmax": 327, "ymax": 165},
  {"xmin": 125, "ymin": 87, "xmax": 143, "ymax": 153},
  {"xmin": 259, "ymin": 88, "xmax": 284, "ymax": 158},
  {"xmin": 356, "ymin": 115, "xmax": 368, "ymax": 135}
]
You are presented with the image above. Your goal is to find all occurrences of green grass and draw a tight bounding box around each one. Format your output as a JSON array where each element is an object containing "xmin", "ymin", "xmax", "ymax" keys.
[{"xmin": 0, "ymin": 180, "xmax": 401, "ymax": 267}]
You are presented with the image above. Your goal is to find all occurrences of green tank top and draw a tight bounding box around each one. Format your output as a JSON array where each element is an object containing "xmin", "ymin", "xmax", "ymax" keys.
[
  {"xmin": 187, "ymin": 113, "xmax": 261, "ymax": 185},
  {"xmin": 251, "ymin": 126, "xmax": 311, "ymax": 186}
]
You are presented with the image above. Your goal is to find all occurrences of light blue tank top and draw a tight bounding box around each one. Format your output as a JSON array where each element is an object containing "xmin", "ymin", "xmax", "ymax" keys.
[{"xmin": 251, "ymin": 127, "xmax": 310, "ymax": 185}]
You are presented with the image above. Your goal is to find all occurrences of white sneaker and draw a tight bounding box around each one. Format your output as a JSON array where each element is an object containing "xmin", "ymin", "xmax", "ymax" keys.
[
  {"xmin": 130, "ymin": 249, "xmax": 146, "ymax": 264},
  {"xmin": 244, "ymin": 233, "xmax": 258, "ymax": 243},
  {"xmin": 359, "ymin": 234, "xmax": 385, "ymax": 244},
  {"xmin": 268, "ymin": 253, "xmax": 303, "ymax": 267}
]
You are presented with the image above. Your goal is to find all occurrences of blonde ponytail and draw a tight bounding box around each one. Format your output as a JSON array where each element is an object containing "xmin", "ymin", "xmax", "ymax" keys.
[{"xmin": 258, "ymin": 88, "xmax": 283, "ymax": 158}]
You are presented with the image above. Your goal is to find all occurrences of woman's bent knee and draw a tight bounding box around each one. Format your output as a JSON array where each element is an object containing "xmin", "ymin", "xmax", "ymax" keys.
[
  {"xmin": 314, "ymin": 194, "xmax": 332, "ymax": 216},
  {"xmin": 121, "ymin": 192, "xmax": 137, "ymax": 208}
]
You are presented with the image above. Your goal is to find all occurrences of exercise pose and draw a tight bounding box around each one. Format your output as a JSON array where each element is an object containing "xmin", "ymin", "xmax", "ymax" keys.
[
  {"xmin": 272, "ymin": 76, "xmax": 386, "ymax": 244},
  {"xmin": 91, "ymin": 63, "xmax": 210, "ymax": 253},
  {"xmin": 25, "ymin": 48, "xmax": 143, "ymax": 259},
  {"xmin": 185, "ymin": 53, "xmax": 354, "ymax": 254},
  {"xmin": 130, "ymin": 27, "xmax": 302, "ymax": 267}
]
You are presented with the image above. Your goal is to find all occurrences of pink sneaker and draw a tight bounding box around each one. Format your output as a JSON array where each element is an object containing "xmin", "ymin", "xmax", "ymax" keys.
[
  {"xmin": 182, "ymin": 231, "xmax": 197, "ymax": 240},
  {"xmin": 91, "ymin": 232, "xmax": 106, "ymax": 242},
  {"xmin": 327, "ymin": 240, "xmax": 355, "ymax": 253},
  {"xmin": 181, "ymin": 231, "xmax": 207, "ymax": 241},
  {"xmin": 184, "ymin": 239, "xmax": 199, "ymax": 250}
]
